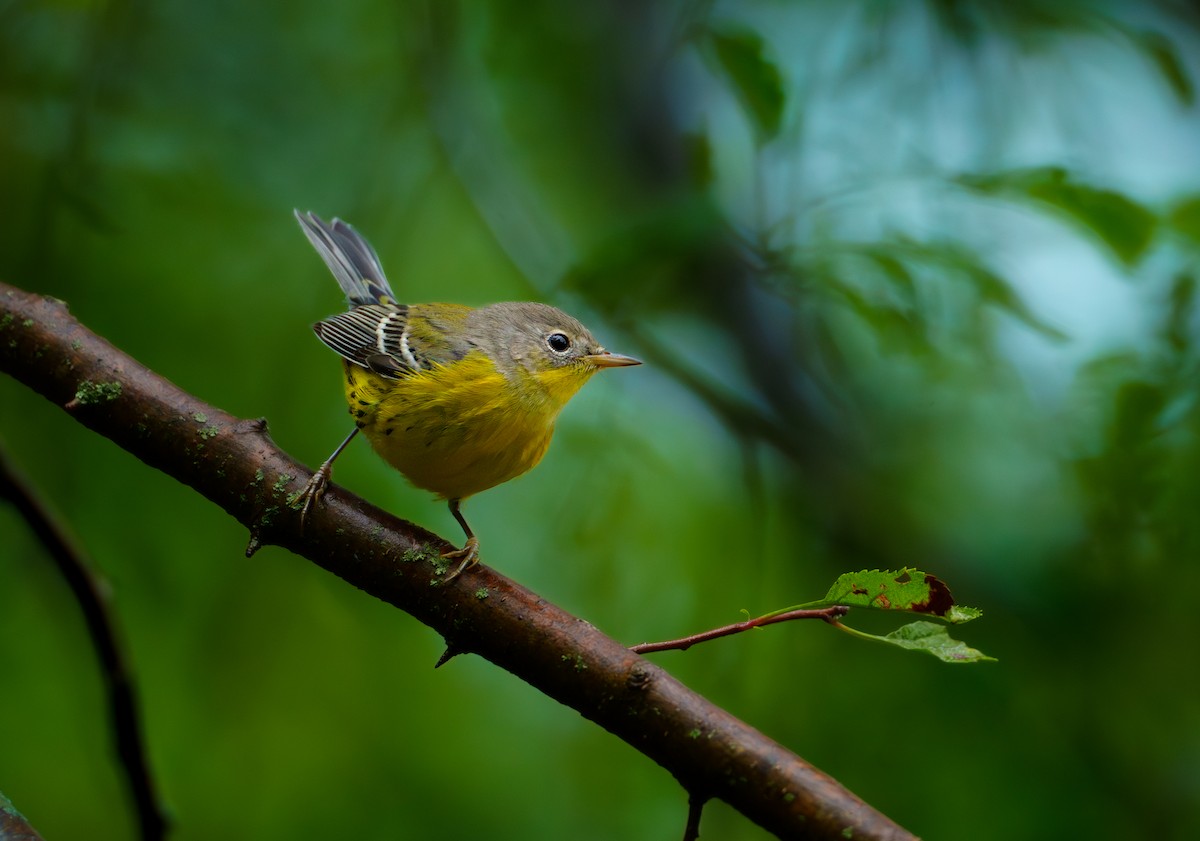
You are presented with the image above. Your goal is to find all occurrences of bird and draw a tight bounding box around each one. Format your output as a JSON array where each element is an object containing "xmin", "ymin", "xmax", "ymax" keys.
[{"xmin": 294, "ymin": 210, "xmax": 641, "ymax": 580}]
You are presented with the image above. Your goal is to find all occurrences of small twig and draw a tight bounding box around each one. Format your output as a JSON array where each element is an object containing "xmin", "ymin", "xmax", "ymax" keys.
[
  {"xmin": 631, "ymin": 605, "xmax": 849, "ymax": 655},
  {"xmin": 0, "ymin": 443, "xmax": 168, "ymax": 841},
  {"xmin": 682, "ymin": 792, "xmax": 708, "ymax": 841}
]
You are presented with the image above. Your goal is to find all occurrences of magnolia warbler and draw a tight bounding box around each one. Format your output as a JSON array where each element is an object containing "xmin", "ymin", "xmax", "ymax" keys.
[{"xmin": 295, "ymin": 211, "xmax": 641, "ymax": 580}]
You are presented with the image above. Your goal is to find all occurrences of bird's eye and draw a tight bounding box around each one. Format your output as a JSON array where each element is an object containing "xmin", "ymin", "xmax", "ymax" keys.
[{"xmin": 546, "ymin": 332, "xmax": 571, "ymax": 353}]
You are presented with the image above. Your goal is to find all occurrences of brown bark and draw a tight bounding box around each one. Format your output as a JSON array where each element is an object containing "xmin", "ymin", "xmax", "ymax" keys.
[{"xmin": 0, "ymin": 791, "xmax": 46, "ymax": 841}]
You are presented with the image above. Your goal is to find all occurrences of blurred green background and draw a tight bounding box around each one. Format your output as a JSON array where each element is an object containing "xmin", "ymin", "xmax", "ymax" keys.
[{"xmin": 3, "ymin": 1, "xmax": 1199, "ymax": 839}]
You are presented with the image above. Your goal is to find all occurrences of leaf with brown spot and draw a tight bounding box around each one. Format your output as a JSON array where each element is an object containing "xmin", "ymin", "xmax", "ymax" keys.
[{"xmin": 808, "ymin": 569, "xmax": 982, "ymax": 623}]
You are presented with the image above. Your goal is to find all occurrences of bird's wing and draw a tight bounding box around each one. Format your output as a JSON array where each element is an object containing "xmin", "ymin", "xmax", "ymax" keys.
[
  {"xmin": 313, "ymin": 303, "xmax": 476, "ymax": 379},
  {"xmin": 314, "ymin": 304, "xmax": 421, "ymax": 378}
]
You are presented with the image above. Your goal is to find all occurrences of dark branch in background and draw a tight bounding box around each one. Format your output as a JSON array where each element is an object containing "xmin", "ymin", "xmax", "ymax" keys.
[
  {"xmin": 0, "ymin": 282, "xmax": 917, "ymax": 841},
  {"xmin": 0, "ymin": 443, "xmax": 167, "ymax": 841}
]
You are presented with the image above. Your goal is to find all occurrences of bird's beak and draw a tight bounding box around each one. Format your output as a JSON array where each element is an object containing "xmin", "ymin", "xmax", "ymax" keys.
[{"xmin": 586, "ymin": 351, "xmax": 642, "ymax": 368}]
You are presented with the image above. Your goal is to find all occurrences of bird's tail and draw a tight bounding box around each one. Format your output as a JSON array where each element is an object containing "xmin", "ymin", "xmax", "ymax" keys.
[{"xmin": 295, "ymin": 210, "xmax": 397, "ymax": 307}]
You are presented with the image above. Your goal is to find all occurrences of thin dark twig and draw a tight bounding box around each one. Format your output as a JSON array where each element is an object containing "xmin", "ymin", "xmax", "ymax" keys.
[
  {"xmin": 0, "ymin": 443, "xmax": 168, "ymax": 841},
  {"xmin": 631, "ymin": 605, "xmax": 849, "ymax": 654}
]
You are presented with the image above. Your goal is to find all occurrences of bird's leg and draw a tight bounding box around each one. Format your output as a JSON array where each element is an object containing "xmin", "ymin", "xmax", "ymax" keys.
[
  {"xmin": 297, "ymin": 427, "xmax": 360, "ymax": 528},
  {"xmin": 441, "ymin": 498, "xmax": 480, "ymax": 581}
]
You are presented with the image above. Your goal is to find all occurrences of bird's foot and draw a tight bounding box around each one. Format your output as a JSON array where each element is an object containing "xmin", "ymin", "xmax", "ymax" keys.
[
  {"xmin": 296, "ymin": 464, "xmax": 332, "ymax": 529},
  {"xmin": 440, "ymin": 537, "xmax": 480, "ymax": 583}
]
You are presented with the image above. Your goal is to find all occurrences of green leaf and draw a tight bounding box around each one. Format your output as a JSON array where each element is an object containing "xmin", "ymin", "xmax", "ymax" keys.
[
  {"xmin": 1168, "ymin": 195, "xmax": 1200, "ymax": 246},
  {"xmin": 1165, "ymin": 273, "xmax": 1196, "ymax": 354},
  {"xmin": 1073, "ymin": 352, "xmax": 1143, "ymax": 392},
  {"xmin": 810, "ymin": 568, "xmax": 981, "ymax": 622},
  {"xmin": 959, "ymin": 167, "xmax": 1158, "ymax": 268},
  {"xmin": 706, "ymin": 26, "xmax": 786, "ymax": 142},
  {"xmin": 1110, "ymin": 380, "xmax": 1166, "ymax": 449},
  {"xmin": 844, "ymin": 621, "xmax": 996, "ymax": 664},
  {"xmin": 835, "ymin": 284, "xmax": 932, "ymax": 356},
  {"xmin": 1026, "ymin": 180, "xmax": 1157, "ymax": 268},
  {"xmin": 863, "ymin": 248, "xmax": 917, "ymax": 306},
  {"xmin": 862, "ymin": 237, "xmax": 1068, "ymax": 341},
  {"xmin": 1133, "ymin": 30, "xmax": 1195, "ymax": 106},
  {"xmin": 956, "ymin": 258, "xmax": 1069, "ymax": 342}
]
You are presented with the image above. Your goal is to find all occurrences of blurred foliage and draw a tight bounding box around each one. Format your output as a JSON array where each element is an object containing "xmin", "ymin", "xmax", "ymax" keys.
[
  {"xmin": 3, "ymin": 0, "xmax": 1200, "ymax": 839},
  {"xmin": 703, "ymin": 25, "xmax": 786, "ymax": 143},
  {"xmin": 959, "ymin": 166, "xmax": 1158, "ymax": 267}
]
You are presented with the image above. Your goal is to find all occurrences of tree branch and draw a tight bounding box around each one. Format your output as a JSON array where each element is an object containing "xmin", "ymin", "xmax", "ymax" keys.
[
  {"xmin": 0, "ymin": 443, "xmax": 167, "ymax": 841},
  {"xmin": 0, "ymin": 790, "xmax": 46, "ymax": 841},
  {"xmin": 0, "ymin": 282, "xmax": 917, "ymax": 841}
]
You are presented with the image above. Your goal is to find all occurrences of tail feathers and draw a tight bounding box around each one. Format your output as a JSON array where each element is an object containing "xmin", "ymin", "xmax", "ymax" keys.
[{"xmin": 295, "ymin": 210, "xmax": 397, "ymax": 307}]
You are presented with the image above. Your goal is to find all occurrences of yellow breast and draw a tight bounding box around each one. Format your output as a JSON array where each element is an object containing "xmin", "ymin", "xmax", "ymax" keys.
[{"xmin": 342, "ymin": 353, "xmax": 590, "ymax": 501}]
